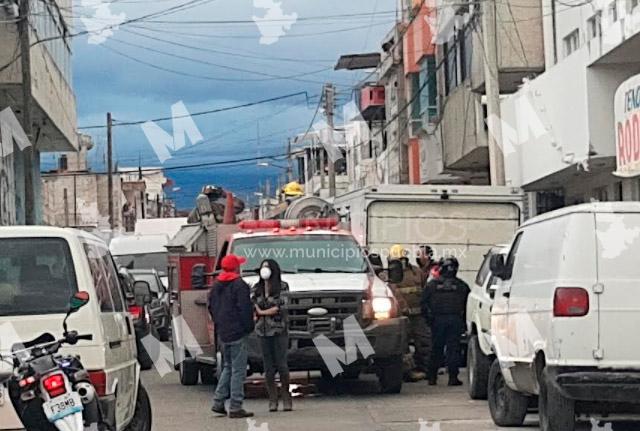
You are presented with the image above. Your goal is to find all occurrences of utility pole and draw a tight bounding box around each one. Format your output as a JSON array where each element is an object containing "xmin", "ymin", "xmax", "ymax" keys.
[
  {"xmin": 482, "ymin": 0, "xmax": 506, "ymax": 186},
  {"xmin": 324, "ymin": 83, "xmax": 336, "ymax": 197},
  {"xmin": 107, "ymin": 113, "xmax": 114, "ymax": 229},
  {"xmin": 19, "ymin": 0, "xmax": 35, "ymax": 224},
  {"xmin": 286, "ymin": 138, "xmax": 293, "ymax": 182}
]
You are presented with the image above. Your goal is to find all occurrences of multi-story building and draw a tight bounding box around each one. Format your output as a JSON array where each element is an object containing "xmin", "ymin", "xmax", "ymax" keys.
[
  {"xmin": 501, "ymin": 0, "xmax": 640, "ymax": 216},
  {"xmin": 426, "ymin": 0, "xmax": 545, "ymax": 186},
  {"xmin": 0, "ymin": 0, "xmax": 78, "ymax": 224}
]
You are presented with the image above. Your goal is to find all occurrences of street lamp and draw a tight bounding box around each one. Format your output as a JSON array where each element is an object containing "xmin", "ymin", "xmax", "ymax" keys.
[{"xmin": 257, "ymin": 161, "xmax": 288, "ymax": 170}]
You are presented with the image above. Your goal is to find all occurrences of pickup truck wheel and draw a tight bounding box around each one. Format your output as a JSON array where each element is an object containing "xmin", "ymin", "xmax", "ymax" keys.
[
  {"xmin": 488, "ymin": 359, "xmax": 528, "ymax": 426},
  {"xmin": 200, "ymin": 365, "xmax": 217, "ymax": 385},
  {"xmin": 179, "ymin": 358, "xmax": 199, "ymax": 386},
  {"xmin": 136, "ymin": 339, "xmax": 153, "ymax": 371},
  {"xmin": 539, "ymin": 368, "xmax": 575, "ymax": 431},
  {"xmin": 157, "ymin": 327, "xmax": 170, "ymax": 342},
  {"xmin": 468, "ymin": 335, "xmax": 491, "ymax": 400},
  {"xmin": 378, "ymin": 356, "xmax": 403, "ymax": 394},
  {"xmin": 125, "ymin": 384, "xmax": 152, "ymax": 431}
]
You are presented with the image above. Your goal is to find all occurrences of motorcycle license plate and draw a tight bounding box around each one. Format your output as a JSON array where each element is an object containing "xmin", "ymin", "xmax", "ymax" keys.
[{"xmin": 43, "ymin": 392, "xmax": 83, "ymax": 422}]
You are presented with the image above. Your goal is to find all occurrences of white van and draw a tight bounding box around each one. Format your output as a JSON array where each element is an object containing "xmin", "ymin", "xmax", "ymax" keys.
[
  {"xmin": 465, "ymin": 244, "xmax": 508, "ymax": 400},
  {"xmin": 488, "ymin": 203, "xmax": 640, "ymax": 430},
  {"xmin": 0, "ymin": 227, "xmax": 151, "ymax": 431}
]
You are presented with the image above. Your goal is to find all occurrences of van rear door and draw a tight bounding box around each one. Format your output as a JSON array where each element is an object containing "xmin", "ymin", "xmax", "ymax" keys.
[
  {"xmin": 367, "ymin": 201, "xmax": 520, "ymax": 285},
  {"xmin": 595, "ymin": 211, "xmax": 640, "ymax": 368}
]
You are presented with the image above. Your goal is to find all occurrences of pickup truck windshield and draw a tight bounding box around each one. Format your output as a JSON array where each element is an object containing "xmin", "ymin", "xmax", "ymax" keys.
[
  {"xmin": 0, "ymin": 238, "xmax": 78, "ymax": 316},
  {"xmin": 232, "ymin": 235, "xmax": 368, "ymax": 274}
]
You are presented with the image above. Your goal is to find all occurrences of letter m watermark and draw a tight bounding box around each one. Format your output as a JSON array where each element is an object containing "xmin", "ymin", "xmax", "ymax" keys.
[
  {"xmin": 141, "ymin": 101, "xmax": 203, "ymax": 163},
  {"xmin": 312, "ymin": 315, "xmax": 375, "ymax": 377}
]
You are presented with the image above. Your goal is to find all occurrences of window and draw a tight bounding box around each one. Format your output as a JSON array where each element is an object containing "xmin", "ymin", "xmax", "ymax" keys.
[
  {"xmin": 443, "ymin": 41, "xmax": 458, "ymax": 95},
  {"xmin": 84, "ymin": 244, "xmax": 125, "ymax": 312},
  {"xmin": 419, "ymin": 55, "xmax": 438, "ymax": 121},
  {"xmin": 536, "ymin": 189, "xmax": 565, "ymax": 215},
  {"xmin": 0, "ymin": 238, "xmax": 78, "ymax": 316},
  {"xmin": 475, "ymin": 251, "xmax": 494, "ymax": 286},
  {"xmin": 504, "ymin": 233, "xmax": 524, "ymax": 280},
  {"xmin": 609, "ymin": 1, "xmax": 618, "ymax": 23},
  {"xmin": 587, "ymin": 13, "xmax": 602, "ymax": 41},
  {"xmin": 563, "ymin": 29, "xmax": 580, "ymax": 57},
  {"xmin": 459, "ymin": 27, "xmax": 473, "ymax": 82}
]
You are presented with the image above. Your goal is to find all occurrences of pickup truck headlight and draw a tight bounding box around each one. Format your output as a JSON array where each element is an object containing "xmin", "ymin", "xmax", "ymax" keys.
[{"xmin": 371, "ymin": 297, "xmax": 393, "ymax": 320}]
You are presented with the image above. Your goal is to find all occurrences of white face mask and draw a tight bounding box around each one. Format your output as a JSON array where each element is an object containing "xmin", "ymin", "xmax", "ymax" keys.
[{"xmin": 260, "ymin": 267, "xmax": 272, "ymax": 280}]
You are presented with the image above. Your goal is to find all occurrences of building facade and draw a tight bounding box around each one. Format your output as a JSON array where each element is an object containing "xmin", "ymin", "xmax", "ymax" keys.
[
  {"xmin": 501, "ymin": 0, "xmax": 640, "ymax": 216},
  {"xmin": 0, "ymin": 0, "xmax": 77, "ymax": 224}
]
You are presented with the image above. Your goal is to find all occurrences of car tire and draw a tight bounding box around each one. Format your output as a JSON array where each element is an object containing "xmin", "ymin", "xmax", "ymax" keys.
[
  {"xmin": 378, "ymin": 356, "xmax": 403, "ymax": 394},
  {"xmin": 179, "ymin": 358, "xmax": 199, "ymax": 386},
  {"xmin": 125, "ymin": 384, "xmax": 152, "ymax": 431},
  {"xmin": 157, "ymin": 327, "xmax": 170, "ymax": 342},
  {"xmin": 539, "ymin": 368, "xmax": 575, "ymax": 431},
  {"xmin": 200, "ymin": 365, "xmax": 217, "ymax": 385},
  {"xmin": 342, "ymin": 367, "xmax": 361, "ymax": 380},
  {"xmin": 488, "ymin": 359, "xmax": 529, "ymax": 426},
  {"xmin": 137, "ymin": 339, "xmax": 153, "ymax": 371},
  {"xmin": 467, "ymin": 335, "xmax": 492, "ymax": 400}
]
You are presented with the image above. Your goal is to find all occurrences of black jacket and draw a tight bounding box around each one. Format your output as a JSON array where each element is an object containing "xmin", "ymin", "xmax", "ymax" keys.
[
  {"xmin": 208, "ymin": 277, "xmax": 255, "ymax": 343},
  {"xmin": 421, "ymin": 277, "xmax": 470, "ymax": 324}
]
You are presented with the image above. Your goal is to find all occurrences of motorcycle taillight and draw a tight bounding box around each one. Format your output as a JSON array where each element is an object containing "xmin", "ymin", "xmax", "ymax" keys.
[
  {"xmin": 42, "ymin": 373, "xmax": 67, "ymax": 398},
  {"xmin": 88, "ymin": 370, "xmax": 107, "ymax": 397}
]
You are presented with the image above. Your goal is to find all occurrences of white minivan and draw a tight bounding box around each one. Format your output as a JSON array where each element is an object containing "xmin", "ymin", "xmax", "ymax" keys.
[
  {"xmin": 488, "ymin": 203, "xmax": 640, "ymax": 430},
  {"xmin": 0, "ymin": 227, "xmax": 151, "ymax": 431}
]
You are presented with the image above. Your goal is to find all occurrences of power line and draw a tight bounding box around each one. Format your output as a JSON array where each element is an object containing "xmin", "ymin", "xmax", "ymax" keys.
[{"xmin": 78, "ymin": 91, "xmax": 312, "ymax": 129}]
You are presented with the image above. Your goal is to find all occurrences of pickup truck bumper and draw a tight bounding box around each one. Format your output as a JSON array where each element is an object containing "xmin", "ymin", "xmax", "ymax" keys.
[
  {"xmin": 550, "ymin": 368, "xmax": 640, "ymax": 403},
  {"xmin": 248, "ymin": 316, "xmax": 408, "ymax": 372}
]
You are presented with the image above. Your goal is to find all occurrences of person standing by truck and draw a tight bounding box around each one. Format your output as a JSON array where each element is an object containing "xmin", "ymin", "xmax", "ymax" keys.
[
  {"xmin": 421, "ymin": 257, "xmax": 470, "ymax": 386},
  {"xmin": 388, "ymin": 245, "xmax": 430, "ymax": 382},
  {"xmin": 208, "ymin": 254, "xmax": 255, "ymax": 419},
  {"xmin": 252, "ymin": 259, "xmax": 292, "ymax": 412}
]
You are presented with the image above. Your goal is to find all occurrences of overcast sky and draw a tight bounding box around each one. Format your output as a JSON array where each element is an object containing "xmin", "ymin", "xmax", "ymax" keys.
[{"xmin": 62, "ymin": 0, "xmax": 397, "ymax": 209}]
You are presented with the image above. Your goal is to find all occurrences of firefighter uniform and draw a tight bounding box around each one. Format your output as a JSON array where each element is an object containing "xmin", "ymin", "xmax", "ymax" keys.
[
  {"xmin": 388, "ymin": 245, "xmax": 431, "ymax": 381},
  {"xmin": 421, "ymin": 257, "xmax": 470, "ymax": 386}
]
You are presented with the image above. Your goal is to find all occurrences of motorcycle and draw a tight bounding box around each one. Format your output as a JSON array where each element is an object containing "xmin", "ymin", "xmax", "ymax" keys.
[{"xmin": 0, "ymin": 291, "xmax": 109, "ymax": 431}]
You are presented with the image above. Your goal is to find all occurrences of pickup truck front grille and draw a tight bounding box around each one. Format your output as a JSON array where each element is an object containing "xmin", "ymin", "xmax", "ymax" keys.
[{"xmin": 287, "ymin": 292, "xmax": 363, "ymax": 333}]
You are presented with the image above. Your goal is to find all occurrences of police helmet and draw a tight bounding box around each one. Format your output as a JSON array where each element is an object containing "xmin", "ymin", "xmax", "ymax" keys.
[{"xmin": 440, "ymin": 256, "xmax": 459, "ymax": 278}]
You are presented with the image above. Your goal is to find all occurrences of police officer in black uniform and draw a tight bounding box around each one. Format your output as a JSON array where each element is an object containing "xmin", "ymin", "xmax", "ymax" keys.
[{"xmin": 421, "ymin": 256, "xmax": 470, "ymax": 386}]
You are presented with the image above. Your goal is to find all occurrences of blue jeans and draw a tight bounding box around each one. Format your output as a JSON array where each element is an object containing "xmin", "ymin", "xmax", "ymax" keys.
[{"xmin": 213, "ymin": 336, "xmax": 248, "ymax": 412}]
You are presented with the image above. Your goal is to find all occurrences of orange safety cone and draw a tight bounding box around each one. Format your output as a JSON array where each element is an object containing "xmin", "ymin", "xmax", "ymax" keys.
[{"xmin": 223, "ymin": 192, "xmax": 236, "ymax": 225}]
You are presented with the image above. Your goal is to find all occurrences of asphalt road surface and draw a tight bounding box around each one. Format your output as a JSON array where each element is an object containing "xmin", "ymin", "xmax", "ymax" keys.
[{"xmin": 142, "ymin": 369, "xmax": 640, "ymax": 431}]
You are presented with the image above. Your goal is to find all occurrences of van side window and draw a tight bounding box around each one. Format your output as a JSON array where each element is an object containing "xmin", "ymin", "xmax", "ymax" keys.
[
  {"xmin": 475, "ymin": 252, "xmax": 493, "ymax": 286},
  {"xmin": 84, "ymin": 243, "xmax": 115, "ymax": 312},
  {"xmin": 505, "ymin": 233, "xmax": 524, "ymax": 280},
  {"xmin": 104, "ymin": 256, "xmax": 125, "ymax": 312}
]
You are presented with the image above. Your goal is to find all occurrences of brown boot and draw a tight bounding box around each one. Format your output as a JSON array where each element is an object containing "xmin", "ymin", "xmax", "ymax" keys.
[
  {"xmin": 280, "ymin": 374, "xmax": 292, "ymax": 412},
  {"xmin": 265, "ymin": 377, "xmax": 278, "ymax": 412}
]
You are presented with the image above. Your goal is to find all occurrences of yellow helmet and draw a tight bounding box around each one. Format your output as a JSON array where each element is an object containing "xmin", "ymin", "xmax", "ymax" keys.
[
  {"xmin": 389, "ymin": 244, "xmax": 406, "ymax": 260},
  {"xmin": 283, "ymin": 181, "xmax": 304, "ymax": 197}
]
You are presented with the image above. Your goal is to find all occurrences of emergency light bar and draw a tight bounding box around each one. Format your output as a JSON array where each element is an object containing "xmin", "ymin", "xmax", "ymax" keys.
[{"xmin": 238, "ymin": 218, "xmax": 339, "ymax": 230}]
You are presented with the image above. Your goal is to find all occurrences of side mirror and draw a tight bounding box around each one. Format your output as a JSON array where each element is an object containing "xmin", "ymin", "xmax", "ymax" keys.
[
  {"xmin": 191, "ymin": 264, "xmax": 208, "ymax": 290},
  {"xmin": 133, "ymin": 281, "xmax": 152, "ymax": 306},
  {"xmin": 69, "ymin": 291, "xmax": 90, "ymax": 313},
  {"xmin": 489, "ymin": 254, "xmax": 507, "ymax": 279},
  {"xmin": 388, "ymin": 260, "xmax": 404, "ymax": 284},
  {"xmin": 368, "ymin": 253, "xmax": 384, "ymax": 275}
]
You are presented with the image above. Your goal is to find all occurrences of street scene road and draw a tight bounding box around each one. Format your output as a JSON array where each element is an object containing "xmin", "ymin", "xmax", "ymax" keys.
[{"xmin": 143, "ymin": 370, "xmax": 636, "ymax": 431}]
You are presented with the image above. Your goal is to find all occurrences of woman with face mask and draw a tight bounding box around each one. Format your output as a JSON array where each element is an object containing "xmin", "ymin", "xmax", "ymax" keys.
[{"xmin": 252, "ymin": 259, "xmax": 291, "ymax": 412}]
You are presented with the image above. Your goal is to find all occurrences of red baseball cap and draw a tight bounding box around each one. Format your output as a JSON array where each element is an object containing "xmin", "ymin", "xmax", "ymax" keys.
[{"xmin": 220, "ymin": 254, "xmax": 247, "ymax": 272}]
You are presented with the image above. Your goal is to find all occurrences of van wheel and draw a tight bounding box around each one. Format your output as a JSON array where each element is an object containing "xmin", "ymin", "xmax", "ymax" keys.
[
  {"xmin": 488, "ymin": 359, "xmax": 529, "ymax": 426},
  {"xmin": 468, "ymin": 335, "xmax": 492, "ymax": 400},
  {"xmin": 179, "ymin": 358, "xmax": 199, "ymax": 386},
  {"xmin": 200, "ymin": 365, "xmax": 217, "ymax": 385},
  {"xmin": 125, "ymin": 384, "xmax": 152, "ymax": 431},
  {"xmin": 378, "ymin": 356, "xmax": 403, "ymax": 394},
  {"xmin": 539, "ymin": 368, "xmax": 575, "ymax": 431}
]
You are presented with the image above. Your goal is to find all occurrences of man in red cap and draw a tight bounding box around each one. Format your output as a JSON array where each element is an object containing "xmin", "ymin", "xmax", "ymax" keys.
[{"xmin": 208, "ymin": 254, "xmax": 255, "ymax": 418}]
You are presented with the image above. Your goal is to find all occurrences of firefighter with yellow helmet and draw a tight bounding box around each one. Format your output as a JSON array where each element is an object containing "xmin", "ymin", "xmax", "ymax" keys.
[{"xmin": 388, "ymin": 244, "xmax": 431, "ymax": 382}]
